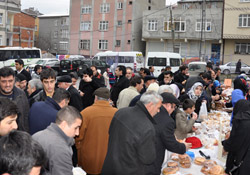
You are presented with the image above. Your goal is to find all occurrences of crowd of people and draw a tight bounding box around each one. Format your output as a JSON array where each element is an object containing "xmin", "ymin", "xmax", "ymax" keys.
[{"xmin": 0, "ymin": 59, "xmax": 250, "ymax": 175}]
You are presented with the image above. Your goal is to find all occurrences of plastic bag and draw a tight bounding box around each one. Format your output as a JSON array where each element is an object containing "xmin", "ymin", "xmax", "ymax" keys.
[{"xmin": 199, "ymin": 102, "xmax": 208, "ymax": 121}]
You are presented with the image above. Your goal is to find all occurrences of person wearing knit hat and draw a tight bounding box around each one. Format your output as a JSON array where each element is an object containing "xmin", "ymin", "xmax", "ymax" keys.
[
  {"xmin": 57, "ymin": 75, "xmax": 83, "ymax": 112},
  {"xmin": 140, "ymin": 75, "xmax": 157, "ymax": 94}
]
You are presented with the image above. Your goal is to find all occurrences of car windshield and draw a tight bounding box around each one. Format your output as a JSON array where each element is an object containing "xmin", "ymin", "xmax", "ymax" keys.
[{"xmin": 35, "ymin": 60, "xmax": 45, "ymax": 65}]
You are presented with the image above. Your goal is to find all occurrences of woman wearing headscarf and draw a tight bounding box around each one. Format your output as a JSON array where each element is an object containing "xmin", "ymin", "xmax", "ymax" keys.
[
  {"xmin": 179, "ymin": 82, "xmax": 209, "ymax": 114},
  {"xmin": 223, "ymin": 99, "xmax": 250, "ymax": 175}
]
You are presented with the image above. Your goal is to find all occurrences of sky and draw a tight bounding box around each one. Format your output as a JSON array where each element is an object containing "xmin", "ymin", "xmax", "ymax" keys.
[
  {"xmin": 21, "ymin": 0, "xmax": 70, "ymax": 15},
  {"xmin": 21, "ymin": 0, "xmax": 179, "ymax": 15}
]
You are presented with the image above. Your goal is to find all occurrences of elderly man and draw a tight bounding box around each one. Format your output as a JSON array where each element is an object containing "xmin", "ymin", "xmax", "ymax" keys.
[
  {"xmin": 76, "ymin": 87, "xmax": 117, "ymax": 175},
  {"xmin": 33, "ymin": 106, "xmax": 82, "ymax": 175},
  {"xmin": 0, "ymin": 67, "xmax": 29, "ymax": 132},
  {"xmin": 102, "ymin": 91, "xmax": 162, "ymax": 175},
  {"xmin": 27, "ymin": 79, "xmax": 43, "ymax": 106},
  {"xmin": 117, "ymin": 76, "xmax": 144, "ymax": 109},
  {"xmin": 57, "ymin": 75, "xmax": 83, "ymax": 111}
]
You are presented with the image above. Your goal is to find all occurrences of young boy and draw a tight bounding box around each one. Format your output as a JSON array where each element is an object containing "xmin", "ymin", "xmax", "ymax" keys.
[{"xmin": 175, "ymin": 99, "xmax": 198, "ymax": 140}]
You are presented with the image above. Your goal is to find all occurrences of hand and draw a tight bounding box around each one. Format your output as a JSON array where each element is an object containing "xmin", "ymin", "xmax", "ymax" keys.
[
  {"xmin": 192, "ymin": 112, "xmax": 198, "ymax": 120},
  {"xmin": 78, "ymin": 90, "xmax": 84, "ymax": 97},
  {"xmin": 182, "ymin": 80, "xmax": 186, "ymax": 85},
  {"xmin": 184, "ymin": 142, "xmax": 192, "ymax": 151},
  {"xmin": 192, "ymin": 126, "xmax": 197, "ymax": 131},
  {"xmin": 83, "ymin": 75, "xmax": 92, "ymax": 82}
]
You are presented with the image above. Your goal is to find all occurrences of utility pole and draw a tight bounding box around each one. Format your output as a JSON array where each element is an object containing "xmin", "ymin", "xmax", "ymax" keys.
[
  {"xmin": 199, "ymin": 0, "xmax": 205, "ymax": 61},
  {"xmin": 170, "ymin": 5, "xmax": 175, "ymax": 52},
  {"xmin": 18, "ymin": 27, "xmax": 21, "ymax": 46}
]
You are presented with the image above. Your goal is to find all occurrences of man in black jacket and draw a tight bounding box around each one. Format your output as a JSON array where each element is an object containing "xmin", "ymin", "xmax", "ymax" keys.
[
  {"xmin": 110, "ymin": 65, "xmax": 129, "ymax": 107},
  {"xmin": 102, "ymin": 91, "xmax": 163, "ymax": 175},
  {"xmin": 174, "ymin": 65, "xmax": 189, "ymax": 86},
  {"xmin": 145, "ymin": 92, "xmax": 191, "ymax": 175},
  {"xmin": 57, "ymin": 75, "xmax": 83, "ymax": 112},
  {"xmin": 15, "ymin": 59, "xmax": 31, "ymax": 81},
  {"xmin": 0, "ymin": 67, "xmax": 29, "ymax": 132}
]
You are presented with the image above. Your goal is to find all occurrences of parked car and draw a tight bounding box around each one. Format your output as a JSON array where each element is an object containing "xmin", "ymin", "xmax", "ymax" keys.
[
  {"xmin": 220, "ymin": 61, "xmax": 250, "ymax": 74},
  {"xmin": 78, "ymin": 59, "xmax": 110, "ymax": 76},
  {"xmin": 59, "ymin": 59, "xmax": 82, "ymax": 75},
  {"xmin": 188, "ymin": 61, "xmax": 207, "ymax": 77},
  {"xmin": 27, "ymin": 58, "xmax": 59, "ymax": 71}
]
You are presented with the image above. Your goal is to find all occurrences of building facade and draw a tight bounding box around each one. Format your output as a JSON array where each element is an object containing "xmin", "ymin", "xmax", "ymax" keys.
[
  {"xmin": 0, "ymin": 0, "xmax": 20, "ymax": 46},
  {"xmin": 69, "ymin": 0, "xmax": 165, "ymax": 58},
  {"xmin": 142, "ymin": 0, "xmax": 223, "ymax": 64},
  {"xmin": 223, "ymin": 0, "xmax": 250, "ymax": 65},
  {"xmin": 13, "ymin": 12, "xmax": 35, "ymax": 47},
  {"xmin": 38, "ymin": 14, "xmax": 69, "ymax": 55}
]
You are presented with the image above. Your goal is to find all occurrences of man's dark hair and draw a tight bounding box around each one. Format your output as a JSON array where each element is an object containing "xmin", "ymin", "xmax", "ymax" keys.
[
  {"xmin": 90, "ymin": 65, "xmax": 97, "ymax": 70},
  {"xmin": 56, "ymin": 106, "xmax": 82, "ymax": 126},
  {"xmin": 15, "ymin": 59, "xmax": 24, "ymax": 67},
  {"xmin": 34, "ymin": 65, "xmax": 42, "ymax": 73},
  {"xmin": 130, "ymin": 76, "xmax": 143, "ymax": 87},
  {"xmin": 183, "ymin": 99, "xmax": 195, "ymax": 110},
  {"xmin": 0, "ymin": 130, "xmax": 47, "ymax": 175},
  {"xmin": 149, "ymin": 66, "xmax": 153, "ymax": 70},
  {"xmin": 117, "ymin": 65, "xmax": 126, "ymax": 76},
  {"xmin": 40, "ymin": 68, "xmax": 56, "ymax": 81},
  {"xmin": 126, "ymin": 67, "xmax": 133, "ymax": 71},
  {"xmin": 214, "ymin": 67, "xmax": 221, "ymax": 73},
  {"xmin": 163, "ymin": 71, "xmax": 173, "ymax": 77},
  {"xmin": 202, "ymin": 72, "xmax": 212, "ymax": 80},
  {"xmin": 165, "ymin": 66, "xmax": 171, "ymax": 70},
  {"xmin": 0, "ymin": 67, "xmax": 15, "ymax": 78},
  {"xmin": 0, "ymin": 97, "xmax": 19, "ymax": 121},
  {"xmin": 82, "ymin": 68, "xmax": 93, "ymax": 76},
  {"xmin": 206, "ymin": 64, "xmax": 213, "ymax": 70},
  {"xmin": 143, "ymin": 68, "xmax": 150, "ymax": 76},
  {"xmin": 69, "ymin": 72, "xmax": 78, "ymax": 79},
  {"xmin": 180, "ymin": 65, "xmax": 188, "ymax": 72},
  {"xmin": 52, "ymin": 88, "xmax": 71, "ymax": 104}
]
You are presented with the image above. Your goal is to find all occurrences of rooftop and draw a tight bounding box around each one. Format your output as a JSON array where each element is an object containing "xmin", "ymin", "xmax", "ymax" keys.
[{"xmin": 38, "ymin": 14, "xmax": 69, "ymax": 18}]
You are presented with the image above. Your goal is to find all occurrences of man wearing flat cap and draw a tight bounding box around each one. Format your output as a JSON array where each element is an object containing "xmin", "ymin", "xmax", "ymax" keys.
[
  {"xmin": 140, "ymin": 75, "xmax": 157, "ymax": 94},
  {"xmin": 76, "ymin": 87, "xmax": 117, "ymax": 175},
  {"xmin": 145, "ymin": 92, "xmax": 191, "ymax": 175},
  {"xmin": 57, "ymin": 75, "xmax": 83, "ymax": 112}
]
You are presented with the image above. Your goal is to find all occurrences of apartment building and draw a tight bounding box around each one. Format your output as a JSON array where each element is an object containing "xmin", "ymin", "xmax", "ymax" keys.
[
  {"xmin": 38, "ymin": 14, "xmax": 69, "ymax": 55},
  {"xmin": 0, "ymin": 0, "xmax": 20, "ymax": 46},
  {"xmin": 223, "ymin": 0, "xmax": 250, "ymax": 65},
  {"xmin": 142, "ymin": 0, "xmax": 223, "ymax": 64},
  {"xmin": 69, "ymin": 0, "xmax": 165, "ymax": 57}
]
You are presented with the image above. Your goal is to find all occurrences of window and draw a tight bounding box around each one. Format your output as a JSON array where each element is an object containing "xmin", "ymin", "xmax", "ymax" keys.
[
  {"xmin": 148, "ymin": 19, "xmax": 158, "ymax": 31},
  {"xmin": 148, "ymin": 57, "xmax": 166, "ymax": 66},
  {"xmin": 60, "ymin": 29, "xmax": 69, "ymax": 38},
  {"xmin": 148, "ymin": 0, "xmax": 151, "ymax": 3},
  {"xmin": 100, "ymin": 3, "xmax": 110, "ymax": 13},
  {"xmin": 60, "ymin": 42, "xmax": 68, "ymax": 51},
  {"xmin": 240, "ymin": 0, "xmax": 250, "ymax": 2},
  {"xmin": 99, "ymin": 21, "xmax": 109, "ymax": 31},
  {"xmin": 61, "ymin": 18, "xmax": 68, "ymax": 26},
  {"xmin": 235, "ymin": 43, "xmax": 250, "ymax": 54},
  {"xmin": 117, "ymin": 2, "xmax": 123, "ymax": 9},
  {"xmin": 173, "ymin": 43, "xmax": 180, "ymax": 53},
  {"xmin": 115, "ymin": 40, "xmax": 121, "ymax": 47},
  {"xmin": 98, "ymin": 40, "xmax": 108, "ymax": 50},
  {"xmin": 80, "ymin": 40, "xmax": 90, "ymax": 50},
  {"xmin": 0, "ymin": 35, "xmax": 2, "ymax": 46},
  {"xmin": 196, "ymin": 20, "xmax": 212, "ymax": 31},
  {"xmin": 82, "ymin": 5, "xmax": 92, "ymax": 14},
  {"xmin": 148, "ymin": 6, "xmax": 151, "ymax": 10},
  {"xmin": 129, "ymin": 1, "xmax": 133, "ymax": 5},
  {"xmin": 239, "ymin": 14, "xmax": 250, "ymax": 27},
  {"xmin": 54, "ymin": 20, "xmax": 58, "ymax": 26},
  {"xmin": 54, "ymin": 43, "xmax": 57, "ymax": 50},
  {"xmin": 54, "ymin": 31, "xmax": 58, "ymax": 38},
  {"xmin": 80, "ymin": 21, "xmax": 91, "ymax": 31},
  {"xmin": 170, "ymin": 58, "xmax": 181, "ymax": 66},
  {"xmin": 128, "ymin": 20, "xmax": 132, "ymax": 24},
  {"xmin": 117, "ymin": 21, "xmax": 122, "ymax": 26},
  {"xmin": 163, "ymin": 20, "xmax": 186, "ymax": 32}
]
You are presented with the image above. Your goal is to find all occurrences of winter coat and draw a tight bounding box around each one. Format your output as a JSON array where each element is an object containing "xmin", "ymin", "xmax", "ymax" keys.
[
  {"xmin": 29, "ymin": 97, "xmax": 61, "ymax": 135},
  {"xmin": 101, "ymin": 101, "xmax": 157, "ymax": 175},
  {"xmin": 31, "ymin": 89, "xmax": 48, "ymax": 106},
  {"xmin": 223, "ymin": 100, "xmax": 250, "ymax": 175},
  {"xmin": 175, "ymin": 109, "xmax": 195, "ymax": 140},
  {"xmin": 110, "ymin": 75, "xmax": 130, "ymax": 107},
  {"xmin": 0, "ymin": 86, "xmax": 30, "ymax": 132},
  {"xmin": 174, "ymin": 72, "xmax": 189, "ymax": 85},
  {"xmin": 79, "ymin": 79, "xmax": 100, "ymax": 110},
  {"xmin": 68, "ymin": 85, "xmax": 83, "ymax": 111},
  {"xmin": 32, "ymin": 123, "xmax": 74, "ymax": 175},
  {"xmin": 75, "ymin": 100, "xmax": 117, "ymax": 174},
  {"xmin": 145, "ymin": 106, "xmax": 186, "ymax": 175},
  {"xmin": 28, "ymin": 89, "xmax": 42, "ymax": 107},
  {"xmin": 236, "ymin": 61, "xmax": 241, "ymax": 73},
  {"xmin": 117, "ymin": 86, "xmax": 139, "ymax": 109}
]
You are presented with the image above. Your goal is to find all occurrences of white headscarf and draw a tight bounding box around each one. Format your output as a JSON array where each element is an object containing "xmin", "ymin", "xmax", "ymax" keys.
[
  {"xmin": 187, "ymin": 82, "xmax": 203, "ymax": 102},
  {"xmin": 170, "ymin": 84, "xmax": 180, "ymax": 99}
]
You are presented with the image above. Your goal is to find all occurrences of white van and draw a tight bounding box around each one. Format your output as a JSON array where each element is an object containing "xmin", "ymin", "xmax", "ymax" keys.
[
  {"xmin": 146, "ymin": 52, "xmax": 182, "ymax": 77},
  {"xmin": 94, "ymin": 51, "xmax": 144, "ymax": 72}
]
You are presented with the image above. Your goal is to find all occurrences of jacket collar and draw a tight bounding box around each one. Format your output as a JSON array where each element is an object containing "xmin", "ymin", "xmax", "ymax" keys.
[
  {"xmin": 48, "ymin": 123, "xmax": 74, "ymax": 146},
  {"xmin": 136, "ymin": 101, "xmax": 156, "ymax": 124},
  {"xmin": 45, "ymin": 97, "xmax": 61, "ymax": 111}
]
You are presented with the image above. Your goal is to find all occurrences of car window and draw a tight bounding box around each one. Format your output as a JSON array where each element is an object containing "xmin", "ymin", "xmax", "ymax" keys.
[
  {"xmin": 124, "ymin": 56, "xmax": 134, "ymax": 63},
  {"xmin": 93, "ymin": 60, "xmax": 101, "ymax": 66},
  {"xmin": 36, "ymin": 60, "xmax": 45, "ymax": 65},
  {"xmin": 242, "ymin": 63, "xmax": 248, "ymax": 67},
  {"xmin": 61, "ymin": 60, "xmax": 70, "ymax": 66},
  {"xmin": 170, "ymin": 58, "xmax": 181, "ymax": 67},
  {"xmin": 189, "ymin": 64, "xmax": 206, "ymax": 71},
  {"xmin": 82, "ymin": 60, "xmax": 91, "ymax": 66},
  {"xmin": 228, "ymin": 62, "xmax": 236, "ymax": 66},
  {"xmin": 100, "ymin": 61, "xmax": 107, "ymax": 66},
  {"xmin": 148, "ymin": 57, "xmax": 166, "ymax": 66}
]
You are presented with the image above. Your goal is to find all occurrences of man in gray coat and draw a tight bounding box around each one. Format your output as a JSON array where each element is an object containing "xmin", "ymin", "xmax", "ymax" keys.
[{"xmin": 32, "ymin": 106, "xmax": 82, "ymax": 175}]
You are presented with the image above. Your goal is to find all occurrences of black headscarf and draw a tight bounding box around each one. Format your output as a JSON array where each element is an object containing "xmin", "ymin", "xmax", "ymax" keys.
[
  {"xmin": 232, "ymin": 99, "xmax": 250, "ymax": 127},
  {"xmin": 233, "ymin": 77, "xmax": 247, "ymax": 96}
]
